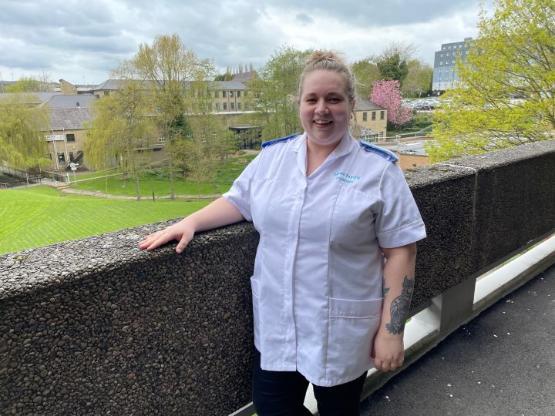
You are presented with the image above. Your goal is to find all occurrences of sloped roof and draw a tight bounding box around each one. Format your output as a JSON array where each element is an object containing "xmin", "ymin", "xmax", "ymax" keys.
[
  {"xmin": 354, "ymin": 97, "xmax": 385, "ymax": 111},
  {"xmin": 49, "ymin": 107, "xmax": 93, "ymax": 131},
  {"xmin": 45, "ymin": 94, "xmax": 98, "ymax": 109},
  {"xmin": 0, "ymin": 92, "xmax": 61, "ymax": 105},
  {"xmin": 94, "ymin": 79, "xmax": 126, "ymax": 90},
  {"xmin": 232, "ymin": 71, "xmax": 257, "ymax": 83}
]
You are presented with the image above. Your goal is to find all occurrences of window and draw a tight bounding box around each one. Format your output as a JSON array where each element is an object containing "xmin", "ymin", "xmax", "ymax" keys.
[
  {"xmin": 223, "ymin": 102, "xmax": 227, "ymax": 110},
  {"xmin": 238, "ymin": 103, "xmax": 241, "ymax": 110},
  {"xmin": 103, "ymin": 91, "xmax": 109, "ymax": 96},
  {"xmin": 237, "ymin": 91, "xmax": 241, "ymax": 98},
  {"xmin": 380, "ymin": 111, "xmax": 385, "ymax": 120},
  {"xmin": 231, "ymin": 102, "xmax": 235, "ymax": 110},
  {"xmin": 230, "ymin": 91, "xmax": 234, "ymax": 97},
  {"xmin": 58, "ymin": 153, "xmax": 65, "ymax": 162},
  {"xmin": 371, "ymin": 111, "xmax": 376, "ymax": 121},
  {"xmin": 66, "ymin": 133, "xmax": 75, "ymax": 142},
  {"xmin": 362, "ymin": 112, "xmax": 367, "ymax": 121},
  {"xmin": 223, "ymin": 91, "xmax": 227, "ymax": 97}
]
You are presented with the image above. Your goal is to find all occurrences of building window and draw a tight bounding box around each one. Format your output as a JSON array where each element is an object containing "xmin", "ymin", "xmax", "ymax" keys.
[
  {"xmin": 362, "ymin": 112, "xmax": 367, "ymax": 121},
  {"xmin": 215, "ymin": 103, "xmax": 220, "ymax": 111},
  {"xmin": 231, "ymin": 102, "xmax": 235, "ymax": 110},
  {"xmin": 58, "ymin": 153, "xmax": 65, "ymax": 162},
  {"xmin": 103, "ymin": 91, "xmax": 109, "ymax": 96},
  {"xmin": 380, "ymin": 111, "xmax": 385, "ymax": 120},
  {"xmin": 223, "ymin": 91, "xmax": 227, "ymax": 97},
  {"xmin": 237, "ymin": 91, "xmax": 241, "ymax": 98},
  {"xmin": 66, "ymin": 133, "xmax": 75, "ymax": 142},
  {"xmin": 372, "ymin": 111, "xmax": 376, "ymax": 120},
  {"xmin": 230, "ymin": 91, "xmax": 234, "ymax": 97},
  {"xmin": 238, "ymin": 102, "xmax": 241, "ymax": 110},
  {"xmin": 223, "ymin": 102, "xmax": 227, "ymax": 110}
]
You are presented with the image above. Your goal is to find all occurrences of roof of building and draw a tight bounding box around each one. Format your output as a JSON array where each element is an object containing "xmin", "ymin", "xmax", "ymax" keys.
[
  {"xmin": 94, "ymin": 79, "xmax": 127, "ymax": 91},
  {"xmin": 44, "ymin": 94, "xmax": 98, "ymax": 109},
  {"xmin": 354, "ymin": 97, "xmax": 385, "ymax": 111},
  {"xmin": 232, "ymin": 71, "xmax": 257, "ymax": 83},
  {"xmin": 210, "ymin": 80, "xmax": 247, "ymax": 90},
  {"xmin": 0, "ymin": 92, "xmax": 61, "ymax": 105},
  {"xmin": 49, "ymin": 107, "xmax": 93, "ymax": 131}
]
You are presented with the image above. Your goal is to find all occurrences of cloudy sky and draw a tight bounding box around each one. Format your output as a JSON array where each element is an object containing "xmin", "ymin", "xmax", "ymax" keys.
[{"xmin": 0, "ymin": 0, "xmax": 489, "ymax": 85}]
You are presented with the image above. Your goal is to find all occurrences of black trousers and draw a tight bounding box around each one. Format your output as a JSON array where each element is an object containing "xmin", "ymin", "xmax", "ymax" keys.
[{"xmin": 252, "ymin": 349, "xmax": 367, "ymax": 416}]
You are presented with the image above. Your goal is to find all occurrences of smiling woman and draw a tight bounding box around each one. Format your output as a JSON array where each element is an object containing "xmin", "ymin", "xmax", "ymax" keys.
[{"xmin": 139, "ymin": 50, "xmax": 426, "ymax": 416}]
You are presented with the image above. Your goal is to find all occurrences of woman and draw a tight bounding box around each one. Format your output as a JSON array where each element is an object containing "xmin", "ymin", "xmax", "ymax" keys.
[{"xmin": 139, "ymin": 51, "xmax": 426, "ymax": 416}]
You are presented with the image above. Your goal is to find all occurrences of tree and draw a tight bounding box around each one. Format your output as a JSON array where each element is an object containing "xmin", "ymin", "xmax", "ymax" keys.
[
  {"xmin": 124, "ymin": 34, "xmax": 214, "ymax": 198},
  {"xmin": 428, "ymin": 0, "xmax": 554, "ymax": 162},
  {"xmin": 375, "ymin": 45, "xmax": 413, "ymax": 85},
  {"xmin": 0, "ymin": 94, "xmax": 50, "ymax": 170},
  {"xmin": 85, "ymin": 81, "xmax": 156, "ymax": 199},
  {"xmin": 5, "ymin": 75, "xmax": 53, "ymax": 93},
  {"xmin": 371, "ymin": 80, "xmax": 412, "ymax": 127},
  {"xmin": 247, "ymin": 47, "xmax": 312, "ymax": 140},
  {"xmin": 351, "ymin": 59, "xmax": 380, "ymax": 99},
  {"xmin": 402, "ymin": 59, "xmax": 433, "ymax": 98}
]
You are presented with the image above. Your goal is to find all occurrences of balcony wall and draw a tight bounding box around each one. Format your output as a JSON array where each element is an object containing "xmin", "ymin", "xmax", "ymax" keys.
[{"xmin": 1, "ymin": 140, "xmax": 554, "ymax": 416}]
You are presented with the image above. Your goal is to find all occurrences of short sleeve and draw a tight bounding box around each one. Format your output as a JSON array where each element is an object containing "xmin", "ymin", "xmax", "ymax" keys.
[
  {"xmin": 375, "ymin": 163, "xmax": 426, "ymax": 248},
  {"xmin": 222, "ymin": 153, "xmax": 261, "ymax": 222}
]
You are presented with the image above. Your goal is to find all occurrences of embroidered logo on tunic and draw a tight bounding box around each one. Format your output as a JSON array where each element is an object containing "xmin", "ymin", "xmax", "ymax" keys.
[{"xmin": 334, "ymin": 171, "xmax": 360, "ymax": 184}]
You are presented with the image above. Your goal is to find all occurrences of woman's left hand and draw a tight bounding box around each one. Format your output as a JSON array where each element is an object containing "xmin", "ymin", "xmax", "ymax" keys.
[{"xmin": 371, "ymin": 331, "xmax": 405, "ymax": 372}]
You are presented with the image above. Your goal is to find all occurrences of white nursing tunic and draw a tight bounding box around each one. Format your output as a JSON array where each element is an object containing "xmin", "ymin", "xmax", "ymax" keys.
[{"xmin": 223, "ymin": 132, "xmax": 426, "ymax": 386}]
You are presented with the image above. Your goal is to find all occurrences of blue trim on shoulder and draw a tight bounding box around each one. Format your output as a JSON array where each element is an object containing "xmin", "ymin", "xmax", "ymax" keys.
[
  {"xmin": 359, "ymin": 141, "xmax": 398, "ymax": 162},
  {"xmin": 261, "ymin": 133, "xmax": 299, "ymax": 149}
]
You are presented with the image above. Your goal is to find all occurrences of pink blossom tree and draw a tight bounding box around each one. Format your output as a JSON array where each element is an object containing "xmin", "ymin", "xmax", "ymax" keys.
[{"xmin": 370, "ymin": 80, "xmax": 412, "ymax": 127}]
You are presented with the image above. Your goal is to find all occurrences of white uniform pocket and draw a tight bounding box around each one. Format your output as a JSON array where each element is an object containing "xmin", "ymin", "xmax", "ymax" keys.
[{"xmin": 326, "ymin": 297, "xmax": 382, "ymax": 382}]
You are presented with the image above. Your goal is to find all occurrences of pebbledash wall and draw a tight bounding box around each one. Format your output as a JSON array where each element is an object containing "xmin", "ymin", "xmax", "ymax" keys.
[{"xmin": 1, "ymin": 141, "xmax": 554, "ymax": 416}]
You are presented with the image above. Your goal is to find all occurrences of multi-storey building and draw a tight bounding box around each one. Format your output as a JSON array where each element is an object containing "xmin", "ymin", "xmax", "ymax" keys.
[{"xmin": 432, "ymin": 38, "xmax": 473, "ymax": 92}]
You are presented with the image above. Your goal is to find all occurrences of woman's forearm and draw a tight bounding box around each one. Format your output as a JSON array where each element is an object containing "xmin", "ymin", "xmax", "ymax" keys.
[
  {"xmin": 139, "ymin": 197, "xmax": 244, "ymax": 253},
  {"xmin": 182, "ymin": 197, "xmax": 244, "ymax": 232},
  {"xmin": 378, "ymin": 244, "xmax": 417, "ymax": 337}
]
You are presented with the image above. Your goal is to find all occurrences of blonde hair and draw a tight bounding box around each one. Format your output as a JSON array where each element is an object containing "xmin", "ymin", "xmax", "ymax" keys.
[{"xmin": 298, "ymin": 50, "xmax": 356, "ymax": 104}]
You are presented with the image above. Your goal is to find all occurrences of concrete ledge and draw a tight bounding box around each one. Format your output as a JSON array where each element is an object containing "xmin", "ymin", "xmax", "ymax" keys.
[{"xmin": 1, "ymin": 140, "xmax": 554, "ymax": 415}]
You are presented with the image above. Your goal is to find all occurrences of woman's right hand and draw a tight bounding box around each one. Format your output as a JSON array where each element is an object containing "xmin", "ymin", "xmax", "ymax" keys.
[{"xmin": 139, "ymin": 218, "xmax": 196, "ymax": 253}]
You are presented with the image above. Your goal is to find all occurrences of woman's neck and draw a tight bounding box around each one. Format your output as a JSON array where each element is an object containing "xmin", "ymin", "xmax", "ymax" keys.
[{"xmin": 306, "ymin": 136, "xmax": 342, "ymax": 176}]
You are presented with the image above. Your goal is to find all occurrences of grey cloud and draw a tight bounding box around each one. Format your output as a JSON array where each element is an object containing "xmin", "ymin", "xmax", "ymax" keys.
[
  {"xmin": 296, "ymin": 13, "xmax": 314, "ymax": 25},
  {"xmin": 265, "ymin": 0, "xmax": 479, "ymax": 27},
  {"xmin": 0, "ymin": 0, "xmax": 481, "ymax": 82}
]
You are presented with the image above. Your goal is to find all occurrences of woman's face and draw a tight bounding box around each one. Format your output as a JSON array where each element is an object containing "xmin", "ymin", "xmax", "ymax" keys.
[{"xmin": 299, "ymin": 70, "xmax": 353, "ymax": 148}]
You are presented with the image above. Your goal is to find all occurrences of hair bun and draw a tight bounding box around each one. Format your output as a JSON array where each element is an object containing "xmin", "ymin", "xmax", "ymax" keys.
[{"xmin": 306, "ymin": 51, "xmax": 343, "ymax": 66}]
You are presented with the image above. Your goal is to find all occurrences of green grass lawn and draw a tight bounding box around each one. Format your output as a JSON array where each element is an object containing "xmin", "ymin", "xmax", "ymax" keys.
[
  {"xmin": 0, "ymin": 186, "xmax": 210, "ymax": 255},
  {"xmin": 71, "ymin": 153, "xmax": 256, "ymax": 196}
]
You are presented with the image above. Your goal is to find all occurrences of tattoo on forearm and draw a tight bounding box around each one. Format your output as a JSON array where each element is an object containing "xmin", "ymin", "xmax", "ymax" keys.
[{"xmin": 385, "ymin": 276, "xmax": 414, "ymax": 335}]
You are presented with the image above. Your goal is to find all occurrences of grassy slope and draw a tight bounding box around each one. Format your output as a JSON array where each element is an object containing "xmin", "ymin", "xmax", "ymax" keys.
[
  {"xmin": 0, "ymin": 186, "xmax": 210, "ymax": 255},
  {"xmin": 71, "ymin": 153, "xmax": 256, "ymax": 196}
]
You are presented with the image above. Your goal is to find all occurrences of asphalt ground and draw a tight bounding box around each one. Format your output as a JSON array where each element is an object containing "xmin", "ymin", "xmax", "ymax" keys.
[{"xmin": 360, "ymin": 264, "xmax": 555, "ymax": 416}]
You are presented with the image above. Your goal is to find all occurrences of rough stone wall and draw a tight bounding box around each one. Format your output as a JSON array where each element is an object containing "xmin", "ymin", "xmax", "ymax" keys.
[{"xmin": 1, "ymin": 140, "xmax": 554, "ymax": 415}]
